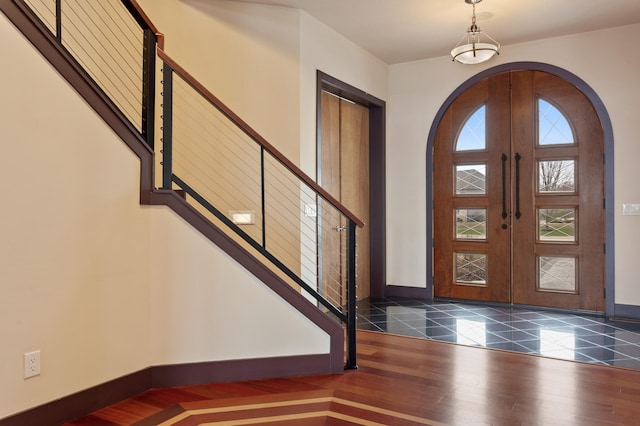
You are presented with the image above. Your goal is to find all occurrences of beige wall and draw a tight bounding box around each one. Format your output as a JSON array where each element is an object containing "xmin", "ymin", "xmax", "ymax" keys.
[
  {"xmin": 0, "ymin": 12, "xmax": 328, "ymax": 419},
  {"xmin": 139, "ymin": 0, "xmax": 301, "ymax": 164},
  {"xmin": 387, "ymin": 24, "xmax": 640, "ymax": 305},
  {"xmin": 298, "ymin": 11, "xmax": 388, "ymax": 176}
]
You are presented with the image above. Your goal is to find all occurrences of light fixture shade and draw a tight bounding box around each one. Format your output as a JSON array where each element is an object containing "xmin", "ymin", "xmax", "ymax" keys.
[
  {"xmin": 451, "ymin": 42, "xmax": 499, "ymax": 64},
  {"xmin": 451, "ymin": 0, "xmax": 500, "ymax": 64}
]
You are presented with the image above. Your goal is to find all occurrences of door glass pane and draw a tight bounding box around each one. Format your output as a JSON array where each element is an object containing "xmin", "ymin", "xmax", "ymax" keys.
[
  {"xmin": 456, "ymin": 208, "xmax": 487, "ymax": 240},
  {"xmin": 538, "ymin": 99, "xmax": 575, "ymax": 146},
  {"xmin": 538, "ymin": 208, "xmax": 576, "ymax": 242},
  {"xmin": 538, "ymin": 160, "xmax": 575, "ymax": 193},
  {"xmin": 455, "ymin": 253, "xmax": 487, "ymax": 286},
  {"xmin": 456, "ymin": 164, "xmax": 486, "ymax": 195},
  {"xmin": 456, "ymin": 105, "xmax": 486, "ymax": 151},
  {"xmin": 538, "ymin": 256, "xmax": 577, "ymax": 292}
]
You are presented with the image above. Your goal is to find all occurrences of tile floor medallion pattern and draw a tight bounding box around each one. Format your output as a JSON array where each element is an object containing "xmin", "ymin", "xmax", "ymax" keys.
[{"xmin": 357, "ymin": 298, "xmax": 640, "ymax": 369}]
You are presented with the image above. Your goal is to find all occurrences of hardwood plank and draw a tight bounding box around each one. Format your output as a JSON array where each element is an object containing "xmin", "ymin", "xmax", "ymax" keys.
[{"xmin": 66, "ymin": 331, "xmax": 640, "ymax": 425}]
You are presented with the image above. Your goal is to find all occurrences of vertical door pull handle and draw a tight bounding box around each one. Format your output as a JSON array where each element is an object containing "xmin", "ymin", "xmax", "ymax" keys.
[
  {"xmin": 501, "ymin": 153, "xmax": 508, "ymax": 220},
  {"xmin": 515, "ymin": 152, "xmax": 522, "ymax": 219}
]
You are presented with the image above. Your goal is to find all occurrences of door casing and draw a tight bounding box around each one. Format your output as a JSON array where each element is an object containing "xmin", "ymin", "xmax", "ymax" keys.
[
  {"xmin": 425, "ymin": 62, "xmax": 615, "ymax": 315},
  {"xmin": 316, "ymin": 71, "xmax": 387, "ymax": 299}
]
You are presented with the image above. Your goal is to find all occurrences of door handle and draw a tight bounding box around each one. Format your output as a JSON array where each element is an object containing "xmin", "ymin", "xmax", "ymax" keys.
[
  {"xmin": 501, "ymin": 153, "xmax": 508, "ymax": 220},
  {"xmin": 335, "ymin": 225, "xmax": 347, "ymax": 232},
  {"xmin": 515, "ymin": 152, "xmax": 522, "ymax": 219}
]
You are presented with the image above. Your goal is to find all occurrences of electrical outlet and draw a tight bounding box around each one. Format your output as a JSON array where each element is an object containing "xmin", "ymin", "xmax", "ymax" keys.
[{"xmin": 24, "ymin": 350, "xmax": 41, "ymax": 379}]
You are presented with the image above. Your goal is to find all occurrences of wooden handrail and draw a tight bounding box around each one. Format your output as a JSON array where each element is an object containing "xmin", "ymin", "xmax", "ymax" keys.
[
  {"xmin": 117, "ymin": 3, "xmax": 362, "ymax": 228},
  {"xmin": 157, "ymin": 48, "xmax": 365, "ymax": 228},
  {"xmin": 123, "ymin": 0, "xmax": 165, "ymax": 49}
]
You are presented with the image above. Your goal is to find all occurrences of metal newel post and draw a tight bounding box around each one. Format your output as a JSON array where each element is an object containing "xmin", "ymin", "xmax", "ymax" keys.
[
  {"xmin": 345, "ymin": 219, "xmax": 358, "ymax": 370},
  {"xmin": 260, "ymin": 147, "xmax": 267, "ymax": 249},
  {"xmin": 55, "ymin": 0, "xmax": 61, "ymax": 42},
  {"xmin": 141, "ymin": 29, "xmax": 156, "ymax": 150},
  {"xmin": 161, "ymin": 62, "xmax": 173, "ymax": 190}
]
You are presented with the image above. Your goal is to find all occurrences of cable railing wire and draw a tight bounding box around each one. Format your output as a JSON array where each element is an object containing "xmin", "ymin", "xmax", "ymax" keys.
[
  {"xmin": 25, "ymin": 0, "xmax": 147, "ymax": 133},
  {"xmin": 263, "ymin": 153, "xmax": 352, "ymax": 293},
  {"xmin": 60, "ymin": 11, "xmax": 143, "ymax": 130},
  {"xmin": 171, "ymin": 150, "xmax": 261, "ymax": 219},
  {"xmin": 60, "ymin": 3, "xmax": 142, "ymax": 78},
  {"xmin": 171, "ymin": 82, "xmax": 337, "ymax": 286},
  {"xmin": 23, "ymin": 0, "xmax": 55, "ymax": 34},
  {"xmin": 73, "ymin": 0, "xmax": 142, "ymax": 65},
  {"xmin": 171, "ymin": 85, "xmax": 265, "ymax": 188},
  {"xmin": 171, "ymin": 148, "xmax": 263, "ymax": 224},
  {"xmin": 164, "ymin": 62, "xmax": 358, "ymax": 313},
  {"xmin": 171, "ymin": 115, "xmax": 263, "ymax": 196},
  {"xmin": 78, "ymin": 2, "xmax": 143, "ymax": 84},
  {"xmin": 171, "ymin": 117, "xmax": 262, "ymax": 196},
  {"xmin": 100, "ymin": 0, "xmax": 144, "ymax": 47},
  {"xmin": 171, "ymin": 79, "xmax": 266, "ymax": 181}
]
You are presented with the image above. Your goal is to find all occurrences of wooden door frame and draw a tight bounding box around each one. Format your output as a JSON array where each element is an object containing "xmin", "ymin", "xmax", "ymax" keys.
[
  {"xmin": 316, "ymin": 71, "xmax": 387, "ymax": 299},
  {"xmin": 426, "ymin": 62, "xmax": 615, "ymax": 316}
]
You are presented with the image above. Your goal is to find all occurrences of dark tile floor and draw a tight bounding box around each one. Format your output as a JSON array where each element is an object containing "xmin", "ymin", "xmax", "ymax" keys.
[{"xmin": 357, "ymin": 297, "xmax": 640, "ymax": 369}]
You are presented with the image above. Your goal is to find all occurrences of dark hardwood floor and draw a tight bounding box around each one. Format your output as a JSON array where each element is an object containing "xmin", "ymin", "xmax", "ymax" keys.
[{"xmin": 66, "ymin": 330, "xmax": 640, "ymax": 425}]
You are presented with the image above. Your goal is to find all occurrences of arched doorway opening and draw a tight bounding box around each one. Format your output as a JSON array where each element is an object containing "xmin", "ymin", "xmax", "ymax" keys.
[{"xmin": 426, "ymin": 63, "xmax": 614, "ymax": 314}]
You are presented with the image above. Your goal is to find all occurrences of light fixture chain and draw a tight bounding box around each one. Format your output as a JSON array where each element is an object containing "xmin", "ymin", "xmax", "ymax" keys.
[{"xmin": 472, "ymin": 1, "xmax": 476, "ymax": 27}]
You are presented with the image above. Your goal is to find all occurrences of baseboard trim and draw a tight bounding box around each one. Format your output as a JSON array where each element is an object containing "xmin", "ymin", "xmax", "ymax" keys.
[
  {"xmin": 0, "ymin": 369, "xmax": 152, "ymax": 426},
  {"xmin": 384, "ymin": 285, "xmax": 431, "ymax": 299},
  {"xmin": 0, "ymin": 354, "xmax": 334, "ymax": 426},
  {"xmin": 613, "ymin": 304, "xmax": 640, "ymax": 321},
  {"xmin": 151, "ymin": 354, "xmax": 334, "ymax": 388}
]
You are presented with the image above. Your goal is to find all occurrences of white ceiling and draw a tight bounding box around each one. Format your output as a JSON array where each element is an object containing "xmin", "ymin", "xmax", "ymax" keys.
[{"xmin": 225, "ymin": 0, "xmax": 640, "ymax": 64}]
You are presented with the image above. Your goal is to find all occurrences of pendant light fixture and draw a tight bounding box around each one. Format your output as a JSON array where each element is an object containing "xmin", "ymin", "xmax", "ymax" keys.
[{"xmin": 451, "ymin": 0, "xmax": 500, "ymax": 64}]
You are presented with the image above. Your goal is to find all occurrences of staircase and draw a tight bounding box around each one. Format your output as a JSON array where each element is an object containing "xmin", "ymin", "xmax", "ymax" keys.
[{"xmin": 2, "ymin": 0, "xmax": 360, "ymax": 369}]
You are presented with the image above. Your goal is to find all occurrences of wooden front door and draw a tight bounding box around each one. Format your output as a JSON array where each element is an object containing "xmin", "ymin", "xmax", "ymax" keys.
[
  {"xmin": 433, "ymin": 70, "xmax": 605, "ymax": 311},
  {"xmin": 319, "ymin": 90, "xmax": 370, "ymax": 302}
]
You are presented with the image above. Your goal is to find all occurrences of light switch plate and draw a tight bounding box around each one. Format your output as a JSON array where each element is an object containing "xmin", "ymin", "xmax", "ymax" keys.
[
  {"xmin": 304, "ymin": 204, "xmax": 317, "ymax": 218},
  {"xmin": 622, "ymin": 204, "xmax": 640, "ymax": 216}
]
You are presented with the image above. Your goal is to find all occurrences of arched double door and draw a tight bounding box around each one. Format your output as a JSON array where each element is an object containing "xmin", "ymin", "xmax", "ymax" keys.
[{"xmin": 433, "ymin": 70, "xmax": 605, "ymax": 311}]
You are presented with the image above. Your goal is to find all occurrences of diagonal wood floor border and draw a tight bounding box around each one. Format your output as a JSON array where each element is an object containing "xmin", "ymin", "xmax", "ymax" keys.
[
  {"xmin": 146, "ymin": 390, "xmax": 440, "ymax": 425},
  {"xmin": 69, "ymin": 331, "xmax": 640, "ymax": 425}
]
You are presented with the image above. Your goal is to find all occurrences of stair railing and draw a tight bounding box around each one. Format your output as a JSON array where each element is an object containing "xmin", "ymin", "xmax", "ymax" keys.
[
  {"xmin": 159, "ymin": 51, "xmax": 362, "ymax": 369},
  {"xmin": 20, "ymin": 0, "xmax": 159, "ymax": 149},
  {"xmin": 14, "ymin": 0, "xmax": 361, "ymax": 369}
]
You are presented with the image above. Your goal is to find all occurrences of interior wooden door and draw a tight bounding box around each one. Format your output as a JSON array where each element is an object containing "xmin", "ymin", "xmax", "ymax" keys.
[
  {"xmin": 319, "ymin": 91, "xmax": 345, "ymax": 306},
  {"xmin": 510, "ymin": 71, "xmax": 604, "ymax": 311},
  {"xmin": 433, "ymin": 70, "xmax": 605, "ymax": 311},
  {"xmin": 433, "ymin": 73, "xmax": 511, "ymax": 303},
  {"xmin": 319, "ymin": 90, "xmax": 370, "ymax": 301}
]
